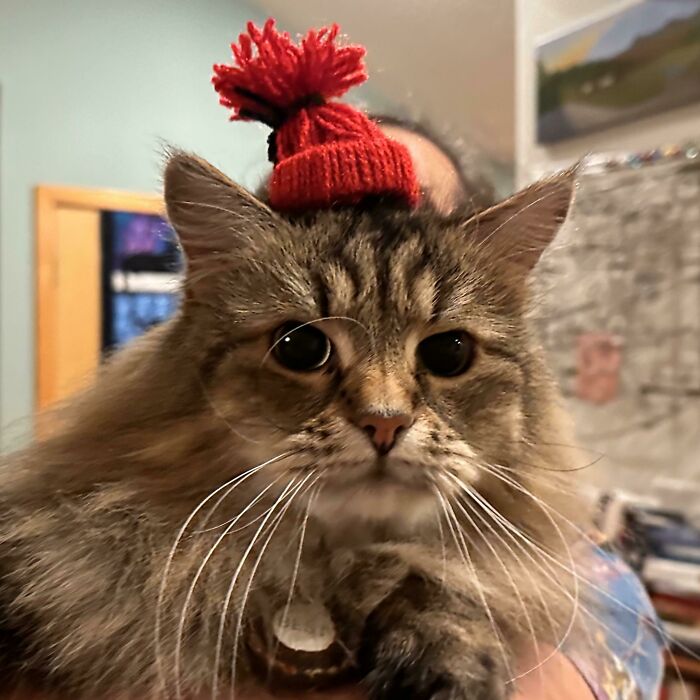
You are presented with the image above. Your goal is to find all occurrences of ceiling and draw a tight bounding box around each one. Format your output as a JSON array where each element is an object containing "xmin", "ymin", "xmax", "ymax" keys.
[{"xmin": 256, "ymin": 0, "xmax": 516, "ymax": 166}]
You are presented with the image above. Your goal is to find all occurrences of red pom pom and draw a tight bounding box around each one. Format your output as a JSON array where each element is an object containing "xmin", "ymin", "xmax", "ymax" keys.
[{"xmin": 212, "ymin": 18, "xmax": 367, "ymax": 125}]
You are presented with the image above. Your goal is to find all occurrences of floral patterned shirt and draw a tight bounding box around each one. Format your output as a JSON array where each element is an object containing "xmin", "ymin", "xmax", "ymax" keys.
[{"xmin": 565, "ymin": 546, "xmax": 665, "ymax": 700}]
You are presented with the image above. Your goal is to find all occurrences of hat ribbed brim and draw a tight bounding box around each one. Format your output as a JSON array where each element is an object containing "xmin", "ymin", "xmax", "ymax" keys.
[{"xmin": 269, "ymin": 138, "xmax": 421, "ymax": 212}]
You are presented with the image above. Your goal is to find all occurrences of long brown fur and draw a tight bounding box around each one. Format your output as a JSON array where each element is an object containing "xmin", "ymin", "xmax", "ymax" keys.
[{"xmin": 0, "ymin": 152, "xmax": 586, "ymax": 699}]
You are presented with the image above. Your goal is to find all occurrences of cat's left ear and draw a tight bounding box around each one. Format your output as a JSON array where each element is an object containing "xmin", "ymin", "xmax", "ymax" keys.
[
  {"xmin": 466, "ymin": 167, "xmax": 577, "ymax": 273},
  {"xmin": 163, "ymin": 150, "xmax": 279, "ymax": 263}
]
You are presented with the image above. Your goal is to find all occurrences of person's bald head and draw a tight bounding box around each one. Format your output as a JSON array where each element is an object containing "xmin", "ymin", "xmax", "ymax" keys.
[{"xmin": 371, "ymin": 115, "xmax": 495, "ymax": 215}]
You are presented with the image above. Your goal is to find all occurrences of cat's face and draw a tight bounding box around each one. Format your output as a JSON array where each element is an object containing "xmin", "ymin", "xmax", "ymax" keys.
[{"xmin": 165, "ymin": 153, "xmax": 575, "ymax": 529}]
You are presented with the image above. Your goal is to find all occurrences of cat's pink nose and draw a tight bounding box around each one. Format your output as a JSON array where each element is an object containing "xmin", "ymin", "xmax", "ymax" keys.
[{"xmin": 357, "ymin": 413, "xmax": 413, "ymax": 455}]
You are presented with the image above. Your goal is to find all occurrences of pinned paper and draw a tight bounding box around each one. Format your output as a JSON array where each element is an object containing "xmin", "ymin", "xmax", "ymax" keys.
[{"xmin": 576, "ymin": 332, "xmax": 623, "ymax": 404}]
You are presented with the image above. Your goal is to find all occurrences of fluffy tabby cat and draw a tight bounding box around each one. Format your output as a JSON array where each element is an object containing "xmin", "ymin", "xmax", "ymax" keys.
[{"xmin": 0, "ymin": 151, "xmax": 583, "ymax": 699}]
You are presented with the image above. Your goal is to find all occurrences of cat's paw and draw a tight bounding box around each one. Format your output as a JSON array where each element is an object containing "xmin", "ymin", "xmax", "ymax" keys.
[
  {"xmin": 361, "ymin": 633, "xmax": 508, "ymax": 700},
  {"xmin": 358, "ymin": 575, "xmax": 510, "ymax": 700}
]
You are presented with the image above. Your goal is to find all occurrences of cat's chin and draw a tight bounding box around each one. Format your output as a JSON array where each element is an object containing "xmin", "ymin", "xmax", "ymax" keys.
[{"xmin": 311, "ymin": 476, "xmax": 437, "ymax": 530}]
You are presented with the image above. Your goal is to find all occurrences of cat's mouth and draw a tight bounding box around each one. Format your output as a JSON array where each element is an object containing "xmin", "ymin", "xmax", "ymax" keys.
[
  {"xmin": 366, "ymin": 456, "xmax": 400, "ymax": 480},
  {"xmin": 320, "ymin": 456, "xmax": 433, "ymax": 488}
]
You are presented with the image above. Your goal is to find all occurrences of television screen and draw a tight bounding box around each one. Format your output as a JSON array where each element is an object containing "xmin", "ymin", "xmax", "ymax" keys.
[{"xmin": 101, "ymin": 211, "xmax": 183, "ymax": 352}]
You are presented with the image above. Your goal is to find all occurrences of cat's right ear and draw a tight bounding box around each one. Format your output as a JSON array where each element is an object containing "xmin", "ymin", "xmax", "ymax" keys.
[
  {"xmin": 163, "ymin": 150, "xmax": 279, "ymax": 266},
  {"xmin": 464, "ymin": 167, "xmax": 576, "ymax": 276}
]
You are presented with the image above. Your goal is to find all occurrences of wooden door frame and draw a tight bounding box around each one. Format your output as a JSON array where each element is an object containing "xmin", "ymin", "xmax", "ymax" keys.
[{"xmin": 35, "ymin": 185, "xmax": 163, "ymax": 410}]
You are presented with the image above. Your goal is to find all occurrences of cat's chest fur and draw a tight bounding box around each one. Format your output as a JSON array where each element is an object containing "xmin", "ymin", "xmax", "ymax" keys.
[{"xmin": 0, "ymin": 500, "xmax": 423, "ymax": 693}]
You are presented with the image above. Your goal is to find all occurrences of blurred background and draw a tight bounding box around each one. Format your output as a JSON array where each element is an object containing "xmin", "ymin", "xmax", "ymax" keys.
[{"xmin": 1, "ymin": 0, "xmax": 700, "ymax": 694}]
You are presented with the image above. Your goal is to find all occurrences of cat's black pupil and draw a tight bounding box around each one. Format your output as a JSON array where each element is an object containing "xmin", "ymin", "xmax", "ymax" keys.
[
  {"xmin": 272, "ymin": 322, "xmax": 331, "ymax": 372},
  {"xmin": 418, "ymin": 331, "xmax": 475, "ymax": 377}
]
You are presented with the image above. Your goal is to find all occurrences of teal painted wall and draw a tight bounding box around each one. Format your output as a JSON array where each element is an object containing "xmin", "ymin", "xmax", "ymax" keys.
[
  {"xmin": 0, "ymin": 1, "xmax": 429, "ymax": 448},
  {"xmin": 0, "ymin": 0, "xmax": 273, "ymax": 445}
]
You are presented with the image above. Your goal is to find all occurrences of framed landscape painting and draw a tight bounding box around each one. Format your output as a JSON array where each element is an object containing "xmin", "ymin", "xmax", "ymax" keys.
[{"xmin": 536, "ymin": 0, "xmax": 700, "ymax": 144}]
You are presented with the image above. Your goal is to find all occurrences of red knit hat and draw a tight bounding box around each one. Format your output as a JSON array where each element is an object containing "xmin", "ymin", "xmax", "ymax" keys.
[{"xmin": 212, "ymin": 19, "xmax": 421, "ymax": 212}]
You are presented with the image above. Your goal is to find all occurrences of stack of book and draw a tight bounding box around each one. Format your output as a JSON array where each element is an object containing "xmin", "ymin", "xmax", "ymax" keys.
[{"xmin": 600, "ymin": 496, "xmax": 700, "ymax": 697}]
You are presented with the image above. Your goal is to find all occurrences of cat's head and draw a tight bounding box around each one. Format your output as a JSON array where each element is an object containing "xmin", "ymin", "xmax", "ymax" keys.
[{"xmin": 163, "ymin": 152, "xmax": 575, "ymax": 530}]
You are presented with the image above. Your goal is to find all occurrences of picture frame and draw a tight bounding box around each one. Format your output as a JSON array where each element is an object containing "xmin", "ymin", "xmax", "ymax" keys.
[{"xmin": 536, "ymin": 0, "xmax": 700, "ymax": 144}]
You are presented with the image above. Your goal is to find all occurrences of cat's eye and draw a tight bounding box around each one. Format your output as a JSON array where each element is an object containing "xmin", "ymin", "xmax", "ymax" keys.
[
  {"xmin": 418, "ymin": 330, "xmax": 475, "ymax": 378},
  {"xmin": 271, "ymin": 322, "xmax": 332, "ymax": 372}
]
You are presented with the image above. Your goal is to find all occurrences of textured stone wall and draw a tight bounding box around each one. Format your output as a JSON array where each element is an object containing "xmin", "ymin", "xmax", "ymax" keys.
[{"xmin": 534, "ymin": 157, "xmax": 700, "ymax": 491}]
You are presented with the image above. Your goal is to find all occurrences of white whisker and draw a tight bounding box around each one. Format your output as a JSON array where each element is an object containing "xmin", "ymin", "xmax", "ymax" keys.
[
  {"xmin": 434, "ymin": 487, "xmax": 513, "ymax": 680},
  {"xmin": 260, "ymin": 316, "xmax": 373, "ymax": 369},
  {"xmin": 471, "ymin": 479, "xmax": 659, "ymax": 656},
  {"xmin": 267, "ymin": 478, "xmax": 322, "ymax": 678},
  {"xmin": 434, "ymin": 508, "xmax": 448, "ymax": 585},
  {"xmin": 482, "ymin": 463, "xmax": 699, "ymax": 655},
  {"xmin": 442, "ymin": 475, "xmax": 543, "ymax": 686},
  {"xmin": 211, "ymin": 477, "xmax": 300, "ymax": 700},
  {"xmin": 173, "ymin": 475, "xmax": 285, "ymax": 699},
  {"xmin": 230, "ymin": 472, "xmax": 320, "ymax": 700},
  {"xmin": 457, "ymin": 481, "xmax": 634, "ymax": 656},
  {"xmin": 466, "ymin": 462, "xmax": 697, "ymax": 689},
  {"xmin": 445, "ymin": 469, "xmax": 580, "ymax": 684},
  {"xmin": 154, "ymin": 451, "xmax": 293, "ymax": 694},
  {"xmin": 197, "ymin": 373, "xmax": 262, "ymax": 444}
]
